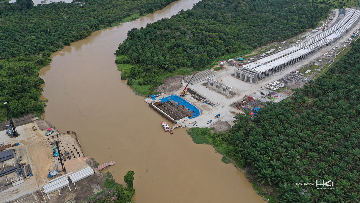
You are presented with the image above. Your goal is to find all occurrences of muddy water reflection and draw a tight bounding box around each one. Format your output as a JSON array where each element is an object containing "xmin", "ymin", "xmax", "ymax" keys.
[{"xmin": 40, "ymin": 0, "xmax": 265, "ymax": 202}]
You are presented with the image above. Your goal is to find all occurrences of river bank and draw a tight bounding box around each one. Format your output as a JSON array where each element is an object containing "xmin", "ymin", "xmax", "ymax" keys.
[
  {"xmin": 0, "ymin": 0, "xmax": 178, "ymax": 123},
  {"xmin": 140, "ymin": 7, "xmax": 360, "ymax": 202},
  {"xmin": 0, "ymin": 116, "xmax": 134, "ymax": 203},
  {"xmin": 39, "ymin": 0, "xmax": 266, "ymax": 202}
]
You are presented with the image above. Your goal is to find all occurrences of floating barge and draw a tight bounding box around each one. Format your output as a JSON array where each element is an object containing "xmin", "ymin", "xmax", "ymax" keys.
[{"xmin": 149, "ymin": 102, "xmax": 177, "ymax": 124}]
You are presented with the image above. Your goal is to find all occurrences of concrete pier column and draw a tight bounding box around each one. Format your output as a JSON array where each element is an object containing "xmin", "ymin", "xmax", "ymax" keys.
[
  {"xmin": 253, "ymin": 75, "xmax": 258, "ymax": 83},
  {"xmin": 218, "ymin": 84, "xmax": 224, "ymax": 93}
]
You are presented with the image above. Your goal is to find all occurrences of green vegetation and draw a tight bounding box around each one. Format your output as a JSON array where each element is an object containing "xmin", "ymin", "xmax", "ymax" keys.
[
  {"xmin": 221, "ymin": 156, "xmax": 231, "ymax": 164},
  {"xmin": 187, "ymin": 128, "xmax": 212, "ymax": 144},
  {"xmin": 214, "ymin": 66, "xmax": 224, "ymax": 71},
  {"xmin": 116, "ymin": 0, "xmax": 330, "ymax": 95},
  {"xmin": 193, "ymin": 39, "xmax": 360, "ymax": 202},
  {"xmin": 87, "ymin": 171, "xmax": 135, "ymax": 203},
  {"xmin": 0, "ymin": 0, "xmax": 177, "ymax": 122},
  {"xmin": 124, "ymin": 170, "xmax": 135, "ymax": 189},
  {"xmin": 0, "ymin": 56, "xmax": 50, "ymax": 121},
  {"xmin": 322, "ymin": 0, "xmax": 360, "ymax": 8}
]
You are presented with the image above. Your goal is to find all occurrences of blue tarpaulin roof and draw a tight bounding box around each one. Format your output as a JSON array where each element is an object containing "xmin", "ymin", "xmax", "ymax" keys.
[
  {"xmin": 151, "ymin": 95, "xmax": 158, "ymax": 100},
  {"xmin": 254, "ymin": 108, "xmax": 260, "ymax": 111},
  {"xmin": 160, "ymin": 95, "xmax": 200, "ymax": 119},
  {"xmin": 238, "ymin": 58, "xmax": 243, "ymax": 61}
]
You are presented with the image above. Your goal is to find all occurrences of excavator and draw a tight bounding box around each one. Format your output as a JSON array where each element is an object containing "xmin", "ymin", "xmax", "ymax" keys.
[{"xmin": 180, "ymin": 72, "xmax": 197, "ymax": 97}]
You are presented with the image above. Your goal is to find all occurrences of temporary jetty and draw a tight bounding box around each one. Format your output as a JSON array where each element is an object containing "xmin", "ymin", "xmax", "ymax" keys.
[
  {"xmin": 97, "ymin": 161, "xmax": 115, "ymax": 171},
  {"xmin": 171, "ymin": 122, "xmax": 181, "ymax": 130}
]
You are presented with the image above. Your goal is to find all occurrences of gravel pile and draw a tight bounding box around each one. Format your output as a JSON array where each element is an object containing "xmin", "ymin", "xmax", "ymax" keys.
[
  {"xmin": 210, "ymin": 120, "xmax": 231, "ymax": 133},
  {"xmin": 156, "ymin": 76, "xmax": 183, "ymax": 93}
]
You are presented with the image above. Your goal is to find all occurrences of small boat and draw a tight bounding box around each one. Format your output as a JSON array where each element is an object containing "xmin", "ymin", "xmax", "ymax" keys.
[{"xmin": 162, "ymin": 122, "xmax": 170, "ymax": 132}]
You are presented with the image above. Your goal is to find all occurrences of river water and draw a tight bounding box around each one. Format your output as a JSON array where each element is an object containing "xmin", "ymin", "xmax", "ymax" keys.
[{"xmin": 39, "ymin": 0, "xmax": 265, "ymax": 202}]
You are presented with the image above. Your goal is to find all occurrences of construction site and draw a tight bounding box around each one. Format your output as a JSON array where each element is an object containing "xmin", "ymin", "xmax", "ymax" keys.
[
  {"xmin": 0, "ymin": 110, "xmax": 116, "ymax": 203},
  {"xmin": 146, "ymin": 8, "xmax": 360, "ymax": 132}
]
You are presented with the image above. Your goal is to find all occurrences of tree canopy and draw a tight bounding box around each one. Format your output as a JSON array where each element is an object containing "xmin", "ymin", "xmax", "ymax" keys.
[
  {"xmin": 116, "ymin": 0, "xmax": 330, "ymax": 95},
  {"xmin": 0, "ymin": 0, "xmax": 177, "ymax": 122},
  {"xmin": 189, "ymin": 39, "xmax": 360, "ymax": 202}
]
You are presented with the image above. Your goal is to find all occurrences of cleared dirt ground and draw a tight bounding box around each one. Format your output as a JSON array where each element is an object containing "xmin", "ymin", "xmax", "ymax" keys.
[{"xmin": 0, "ymin": 120, "xmax": 110, "ymax": 203}]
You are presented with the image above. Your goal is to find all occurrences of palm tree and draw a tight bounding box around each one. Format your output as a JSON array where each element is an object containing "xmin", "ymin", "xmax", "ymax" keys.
[
  {"xmin": 347, "ymin": 193, "xmax": 360, "ymax": 202},
  {"xmin": 258, "ymin": 168, "xmax": 273, "ymax": 185},
  {"xmin": 323, "ymin": 193, "xmax": 338, "ymax": 203}
]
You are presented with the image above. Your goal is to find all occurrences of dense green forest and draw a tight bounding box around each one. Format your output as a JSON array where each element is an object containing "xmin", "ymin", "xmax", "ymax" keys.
[
  {"xmin": 0, "ymin": 0, "xmax": 177, "ymax": 122},
  {"xmin": 324, "ymin": 0, "xmax": 360, "ymax": 8},
  {"xmin": 115, "ymin": 0, "xmax": 330, "ymax": 95},
  {"xmin": 188, "ymin": 39, "xmax": 360, "ymax": 202}
]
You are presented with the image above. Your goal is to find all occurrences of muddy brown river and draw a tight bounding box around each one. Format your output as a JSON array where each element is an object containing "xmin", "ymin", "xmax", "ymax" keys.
[{"xmin": 39, "ymin": 0, "xmax": 265, "ymax": 202}]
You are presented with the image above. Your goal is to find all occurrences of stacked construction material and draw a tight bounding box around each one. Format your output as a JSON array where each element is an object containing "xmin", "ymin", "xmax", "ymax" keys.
[
  {"xmin": 0, "ymin": 144, "xmax": 12, "ymax": 152},
  {"xmin": 206, "ymin": 78, "xmax": 233, "ymax": 96},
  {"xmin": 43, "ymin": 175, "xmax": 69, "ymax": 194},
  {"xmin": 184, "ymin": 69, "xmax": 216, "ymax": 84},
  {"xmin": 69, "ymin": 167, "xmax": 94, "ymax": 183},
  {"xmin": 160, "ymin": 95, "xmax": 201, "ymax": 119},
  {"xmin": 97, "ymin": 161, "xmax": 115, "ymax": 171},
  {"xmin": 11, "ymin": 176, "xmax": 24, "ymax": 187},
  {"xmin": 0, "ymin": 166, "xmax": 17, "ymax": 177},
  {"xmin": 25, "ymin": 165, "xmax": 33, "ymax": 177},
  {"xmin": 16, "ymin": 167, "xmax": 26, "ymax": 178},
  {"xmin": 0, "ymin": 149, "xmax": 14, "ymax": 162},
  {"xmin": 149, "ymin": 102, "xmax": 177, "ymax": 123}
]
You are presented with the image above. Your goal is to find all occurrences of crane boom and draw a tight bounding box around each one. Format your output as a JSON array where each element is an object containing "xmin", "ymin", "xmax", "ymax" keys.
[{"xmin": 181, "ymin": 73, "xmax": 197, "ymax": 96}]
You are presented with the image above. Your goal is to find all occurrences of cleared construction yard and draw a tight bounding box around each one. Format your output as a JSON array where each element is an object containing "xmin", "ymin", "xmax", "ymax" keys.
[
  {"xmin": 147, "ymin": 8, "xmax": 360, "ymax": 131},
  {"xmin": 0, "ymin": 118, "xmax": 110, "ymax": 203}
]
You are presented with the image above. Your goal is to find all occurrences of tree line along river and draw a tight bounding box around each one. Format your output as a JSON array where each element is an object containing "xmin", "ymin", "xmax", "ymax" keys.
[{"xmin": 39, "ymin": 0, "xmax": 265, "ymax": 202}]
